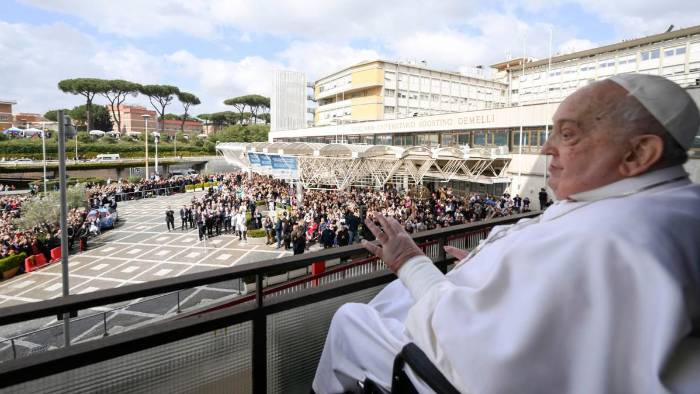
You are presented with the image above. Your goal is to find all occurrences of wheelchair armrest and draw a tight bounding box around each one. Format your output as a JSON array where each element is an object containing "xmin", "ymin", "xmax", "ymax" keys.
[{"xmin": 393, "ymin": 343, "xmax": 461, "ymax": 394}]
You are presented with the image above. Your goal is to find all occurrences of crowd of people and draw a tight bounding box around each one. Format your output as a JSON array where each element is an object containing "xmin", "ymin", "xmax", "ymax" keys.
[
  {"xmin": 151, "ymin": 171, "xmax": 531, "ymax": 256},
  {"xmin": 0, "ymin": 193, "xmax": 87, "ymax": 261},
  {"xmin": 1, "ymin": 170, "xmax": 533, "ymax": 264}
]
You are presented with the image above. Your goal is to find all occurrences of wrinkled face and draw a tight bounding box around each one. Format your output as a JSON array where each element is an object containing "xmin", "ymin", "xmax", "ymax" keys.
[{"xmin": 542, "ymin": 82, "xmax": 630, "ymax": 200}]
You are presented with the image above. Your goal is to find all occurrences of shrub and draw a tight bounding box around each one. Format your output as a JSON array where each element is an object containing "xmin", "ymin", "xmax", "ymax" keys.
[
  {"xmin": 0, "ymin": 253, "xmax": 27, "ymax": 273},
  {"xmin": 247, "ymin": 229, "xmax": 266, "ymax": 238},
  {"xmin": 127, "ymin": 175, "xmax": 142, "ymax": 184},
  {"xmin": 185, "ymin": 182, "xmax": 218, "ymax": 191}
]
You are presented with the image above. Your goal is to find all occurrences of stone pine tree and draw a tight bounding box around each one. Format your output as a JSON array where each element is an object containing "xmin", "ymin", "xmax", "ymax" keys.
[
  {"xmin": 101, "ymin": 80, "xmax": 142, "ymax": 134},
  {"xmin": 57, "ymin": 78, "xmax": 107, "ymax": 131},
  {"xmin": 140, "ymin": 85, "xmax": 180, "ymax": 133},
  {"xmin": 176, "ymin": 92, "xmax": 201, "ymax": 132}
]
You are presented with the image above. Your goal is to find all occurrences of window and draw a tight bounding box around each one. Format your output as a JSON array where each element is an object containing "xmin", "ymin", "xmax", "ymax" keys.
[
  {"xmin": 512, "ymin": 130, "xmax": 530, "ymax": 146},
  {"xmin": 415, "ymin": 133, "xmax": 438, "ymax": 146},
  {"xmin": 676, "ymin": 47, "xmax": 687, "ymax": 55},
  {"xmin": 473, "ymin": 131, "xmax": 486, "ymax": 146},
  {"xmin": 457, "ymin": 133, "xmax": 470, "ymax": 146},
  {"xmin": 384, "ymin": 89, "xmax": 395, "ymax": 97},
  {"xmin": 642, "ymin": 49, "xmax": 661, "ymax": 61},
  {"xmin": 384, "ymin": 106, "xmax": 395, "ymax": 114},
  {"xmin": 493, "ymin": 131, "xmax": 508, "ymax": 146},
  {"xmin": 375, "ymin": 134, "xmax": 393, "ymax": 145}
]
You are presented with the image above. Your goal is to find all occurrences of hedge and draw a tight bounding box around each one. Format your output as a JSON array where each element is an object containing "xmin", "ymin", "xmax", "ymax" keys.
[
  {"xmin": 247, "ymin": 229, "xmax": 266, "ymax": 238},
  {"xmin": 185, "ymin": 182, "xmax": 219, "ymax": 191},
  {"xmin": 31, "ymin": 176, "xmax": 106, "ymax": 189},
  {"xmin": 0, "ymin": 253, "xmax": 27, "ymax": 273},
  {"xmin": 0, "ymin": 139, "xmax": 213, "ymax": 160}
]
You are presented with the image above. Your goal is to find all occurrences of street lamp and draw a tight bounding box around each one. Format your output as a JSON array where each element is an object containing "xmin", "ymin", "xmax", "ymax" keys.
[
  {"xmin": 142, "ymin": 114, "xmax": 150, "ymax": 179},
  {"xmin": 41, "ymin": 122, "xmax": 47, "ymax": 194},
  {"xmin": 154, "ymin": 132, "xmax": 160, "ymax": 176}
]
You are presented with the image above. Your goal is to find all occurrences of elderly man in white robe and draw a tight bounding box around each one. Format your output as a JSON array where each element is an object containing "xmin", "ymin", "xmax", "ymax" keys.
[{"xmin": 312, "ymin": 74, "xmax": 700, "ymax": 393}]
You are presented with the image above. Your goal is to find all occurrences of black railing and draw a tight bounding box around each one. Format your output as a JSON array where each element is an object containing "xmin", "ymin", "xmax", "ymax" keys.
[{"xmin": 0, "ymin": 212, "xmax": 539, "ymax": 393}]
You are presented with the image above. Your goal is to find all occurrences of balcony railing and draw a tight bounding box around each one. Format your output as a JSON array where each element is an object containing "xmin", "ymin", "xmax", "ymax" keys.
[{"xmin": 0, "ymin": 213, "xmax": 538, "ymax": 393}]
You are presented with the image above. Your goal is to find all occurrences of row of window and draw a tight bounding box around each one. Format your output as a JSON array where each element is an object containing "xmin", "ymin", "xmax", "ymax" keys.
[{"xmin": 281, "ymin": 128, "xmax": 553, "ymax": 149}]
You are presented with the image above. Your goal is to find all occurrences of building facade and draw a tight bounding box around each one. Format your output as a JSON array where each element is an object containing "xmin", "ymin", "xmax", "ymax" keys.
[
  {"xmin": 498, "ymin": 25, "xmax": 700, "ymax": 106},
  {"xmin": 0, "ymin": 100, "xmax": 15, "ymax": 130},
  {"xmin": 313, "ymin": 60, "xmax": 508, "ymax": 126},
  {"xmin": 271, "ymin": 70, "xmax": 308, "ymax": 131},
  {"xmin": 271, "ymin": 26, "xmax": 700, "ymax": 199},
  {"xmin": 107, "ymin": 104, "xmax": 203, "ymax": 137}
]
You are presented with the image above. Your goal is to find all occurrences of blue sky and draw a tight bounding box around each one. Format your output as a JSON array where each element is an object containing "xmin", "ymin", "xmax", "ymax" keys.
[{"xmin": 1, "ymin": 0, "xmax": 697, "ymax": 115}]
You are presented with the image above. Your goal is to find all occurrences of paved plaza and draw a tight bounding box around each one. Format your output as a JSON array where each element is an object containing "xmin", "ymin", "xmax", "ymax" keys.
[{"xmin": 0, "ymin": 191, "xmax": 292, "ymax": 359}]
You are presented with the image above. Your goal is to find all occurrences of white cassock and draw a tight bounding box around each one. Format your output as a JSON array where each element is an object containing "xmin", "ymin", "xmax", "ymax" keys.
[{"xmin": 313, "ymin": 165, "xmax": 700, "ymax": 393}]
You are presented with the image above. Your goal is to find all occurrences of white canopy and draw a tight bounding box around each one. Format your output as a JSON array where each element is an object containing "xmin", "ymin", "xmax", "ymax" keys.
[{"xmin": 89, "ymin": 130, "xmax": 106, "ymax": 136}]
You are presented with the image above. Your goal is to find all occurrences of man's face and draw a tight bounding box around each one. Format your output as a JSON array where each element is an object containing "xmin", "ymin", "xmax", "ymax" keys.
[{"xmin": 542, "ymin": 82, "xmax": 630, "ymax": 200}]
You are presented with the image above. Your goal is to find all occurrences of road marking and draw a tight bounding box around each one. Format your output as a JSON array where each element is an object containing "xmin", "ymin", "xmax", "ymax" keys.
[
  {"xmin": 216, "ymin": 254, "xmax": 232, "ymax": 261},
  {"xmin": 156, "ymin": 250, "xmax": 171, "ymax": 256},
  {"xmin": 211, "ymin": 239, "xmax": 222, "ymax": 244},
  {"xmin": 122, "ymin": 266, "xmax": 139, "ymax": 273},
  {"xmin": 102, "ymin": 247, "xmax": 115, "ymax": 252},
  {"xmin": 126, "ymin": 248, "xmax": 142, "ymax": 255},
  {"xmin": 154, "ymin": 269, "xmax": 172, "ymax": 277},
  {"xmin": 12, "ymin": 280, "xmax": 35, "ymax": 289},
  {"xmin": 44, "ymin": 283, "xmax": 63, "ymax": 292},
  {"xmin": 186, "ymin": 252, "xmax": 200, "ymax": 258},
  {"xmin": 157, "ymin": 236, "xmax": 169, "ymax": 241},
  {"xmin": 91, "ymin": 263, "xmax": 109, "ymax": 271},
  {"xmin": 78, "ymin": 286, "xmax": 100, "ymax": 294}
]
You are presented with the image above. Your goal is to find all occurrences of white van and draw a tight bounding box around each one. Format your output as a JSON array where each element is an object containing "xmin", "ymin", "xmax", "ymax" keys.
[{"xmin": 95, "ymin": 154, "xmax": 121, "ymax": 162}]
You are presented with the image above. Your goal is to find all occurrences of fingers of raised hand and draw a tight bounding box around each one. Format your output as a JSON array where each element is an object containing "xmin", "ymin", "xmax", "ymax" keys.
[
  {"xmin": 361, "ymin": 239, "xmax": 383, "ymax": 259},
  {"xmin": 364, "ymin": 217, "xmax": 388, "ymax": 242},
  {"xmin": 443, "ymin": 245, "xmax": 469, "ymax": 260},
  {"xmin": 374, "ymin": 213, "xmax": 397, "ymax": 237}
]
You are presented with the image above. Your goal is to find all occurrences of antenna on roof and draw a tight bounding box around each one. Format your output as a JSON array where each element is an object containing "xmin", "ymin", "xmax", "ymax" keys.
[{"xmin": 666, "ymin": 25, "xmax": 674, "ymax": 33}]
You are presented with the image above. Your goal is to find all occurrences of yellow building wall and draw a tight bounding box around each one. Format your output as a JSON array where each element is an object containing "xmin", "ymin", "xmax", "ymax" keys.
[
  {"xmin": 351, "ymin": 96, "xmax": 383, "ymax": 120},
  {"xmin": 351, "ymin": 65, "xmax": 384, "ymax": 88}
]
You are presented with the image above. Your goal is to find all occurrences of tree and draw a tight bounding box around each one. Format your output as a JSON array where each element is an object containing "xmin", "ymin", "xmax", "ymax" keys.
[
  {"xmin": 140, "ymin": 85, "xmax": 180, "ymax": 132},
  {"xmin": 57, "ymin": 78, "xmax": 107, "ymax": 131},
  {"xmin": 69, "ymin": 105, "xmax": 112, "ymax": 131},
  {"xmin": 102, "ymin": 80, "xmax": 141, "ymax": 134},
  {"xmin": 177, "ymin": 92, "xmax": 201, "ymax": 132},
  {"xmin": 257, "ymin": 113, "xmax": 271, "ymax": 124},
  {"xmin": 159, "ymin": 113, "xmax": 182, "ymax": 121},
  {"xmin": 43, "ymin": 109, "xmax": 68, "ymax": 122},
  {"xmin": 223, "ymin": 94, "xmax": 269, "ymax": 125}
]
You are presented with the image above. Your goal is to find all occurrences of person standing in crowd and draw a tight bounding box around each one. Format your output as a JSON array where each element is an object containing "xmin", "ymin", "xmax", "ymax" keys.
[
  {"xmin": 275, "ymin": 213, "xmax": 284, "ymax": 249},
  {"xmin": 225, "ymin": 208, "xmax": 233, "ymax": 233},
  {"xmin": 321, "ymin": 223, "xmax": 336, "ymax": 249},
  {"xmin": 336, "ymin": 225, "xmax": 349, "ymax": 247},
  {"xmin": 187, "ymin": 205, "xmax": 194, "ymax": 229},
  {"xmin": 180, "ymin": 205, "xmax": 187, "ymax": 230},
  {"xmin": 345, "ymin": 210, "xmax": 359, "ymax": 244},
  {"xmin": 538, "ymin": 188, "xmax": 549, "ymax": 210},
  {"xmin": 292, "ymin": 224, "xmax": 306, "ymax": 255},
  {"xmin": 165, "ymin": 206, "xmax": 175, "ymax": 231},
  {"xmin": 264, "ymin": 216, "xmax": 274, "ymax": 245},
  {"xmin": 196, "ymin": 209, "xmax": 206, "ymax": 241},
  {"xmin": 235, "ymin": 209, "xmax": 247, "ymax": 241},
  {"xmin": 523, "ymin": 196, "xmax": 531, "ymax": 211},
  {"xmin": 513, "ymin": 194, "xmax": 522, "ymax": 213}
]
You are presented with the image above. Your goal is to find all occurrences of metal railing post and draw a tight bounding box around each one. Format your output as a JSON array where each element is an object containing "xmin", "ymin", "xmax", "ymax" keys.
[
  {"xmin": 252, "ymin": 274, "xmax": 267, "ymax": 394},
  {"xmin": 103, "ymin": 313, "xmax": 108, "ymax": 337},
  {"xmin": 10, "ymin": 339, "xmax": 16, "ymax": 360},
  {"xmin": 176, "ymin": 291, "xmax": 181, "ymax": 313}
]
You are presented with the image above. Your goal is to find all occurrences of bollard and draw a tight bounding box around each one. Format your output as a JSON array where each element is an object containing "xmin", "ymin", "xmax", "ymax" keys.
[
  {"xmin": 11, "ymin": 339, "xmax": 16, "ymax": 360},
  {"xmin": 176, "ymin": 291, "xmax": 181, "ymax": 313}
]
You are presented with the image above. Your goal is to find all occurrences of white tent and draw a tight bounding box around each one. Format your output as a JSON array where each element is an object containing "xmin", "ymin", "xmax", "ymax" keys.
[
  {"xmin": 196, "ymin": 133, "xmax": 208, "ymax": 139},
  {"xmin": 107, "ymin": 131, "xmax": 120, "ymax": 138},
  {"xmin": 89, "ymin": 130, "xmax": 106, "ymax": 137},
  {"xmin": 126, "ymin": 131, "xmax": 141, "ymax": 137}
]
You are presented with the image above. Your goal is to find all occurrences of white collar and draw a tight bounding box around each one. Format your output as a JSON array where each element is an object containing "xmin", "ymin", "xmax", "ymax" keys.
[{"xmin": 567, "ymin": 166, "xmax": 689, "ymax": 202}]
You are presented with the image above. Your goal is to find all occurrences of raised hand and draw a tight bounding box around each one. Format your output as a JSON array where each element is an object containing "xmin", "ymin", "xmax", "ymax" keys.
[{"xmin": 360, "ymin": 213, "xmax": 425, "ymax": 273}]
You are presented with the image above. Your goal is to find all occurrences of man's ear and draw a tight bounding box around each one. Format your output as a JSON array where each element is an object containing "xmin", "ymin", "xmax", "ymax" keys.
[{"xmin": 619, "ymin": 134, "xmax": 664, "ymax": 177}]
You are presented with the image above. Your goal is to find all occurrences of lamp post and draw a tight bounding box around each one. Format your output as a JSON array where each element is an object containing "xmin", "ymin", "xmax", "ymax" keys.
[
  {"xmin": 41, "ymin": 122, "xmax": 47, "ymax": 194},
  {"xmin": 143, "ymin": 114, "xmax": 150, "ymax": 179},
  {"xmin": 154, "ymin": 132, "xmax": 159, "ymax": 176}
]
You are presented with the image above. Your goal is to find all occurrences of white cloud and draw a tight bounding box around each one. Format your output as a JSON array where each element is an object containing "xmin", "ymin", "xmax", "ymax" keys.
[
  {"xmin": 278, "ymin": 42, "xmax": 382, "ymax": 81},
  {"xmin": 166, "ymin": 50, "xmax": 281, "ymax": 113},
  {"xmin": 570, "ymin": 0, "xmax": 700, "ymax": 39}
]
